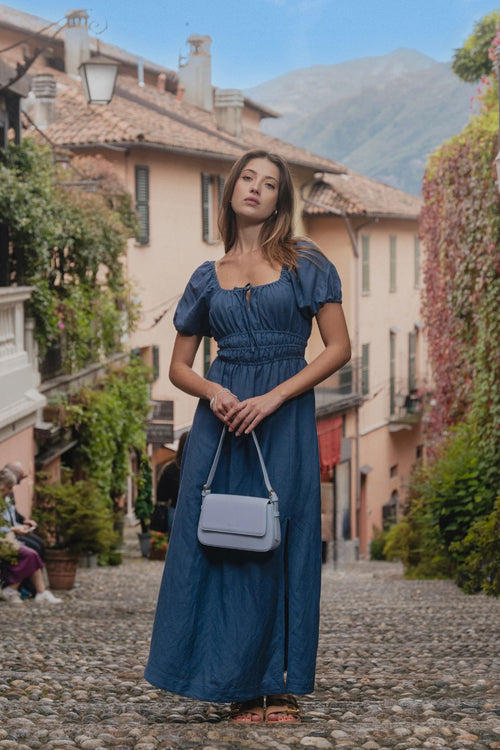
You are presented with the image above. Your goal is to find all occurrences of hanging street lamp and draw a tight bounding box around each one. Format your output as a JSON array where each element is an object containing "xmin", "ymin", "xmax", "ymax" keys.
[{"xmin": 78, "ymin": 56, "xmax": 119, "ymax": 105}]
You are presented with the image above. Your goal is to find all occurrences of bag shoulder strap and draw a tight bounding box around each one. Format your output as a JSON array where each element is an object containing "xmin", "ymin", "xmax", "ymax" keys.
[{"xmin": 203, "ymin": 426, "xmax": 274, "ymax": 496}]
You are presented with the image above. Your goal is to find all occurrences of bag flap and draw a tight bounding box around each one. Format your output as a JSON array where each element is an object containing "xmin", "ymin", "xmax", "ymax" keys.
[{"xmin": 200, "ymin": 493, "xmax": 269, "ymax": 537}]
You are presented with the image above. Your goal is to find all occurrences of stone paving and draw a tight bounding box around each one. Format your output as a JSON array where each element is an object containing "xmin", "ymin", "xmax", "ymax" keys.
[{"xmin": 0, "ymin": 528, "xmax": 499, "ymax": 750}]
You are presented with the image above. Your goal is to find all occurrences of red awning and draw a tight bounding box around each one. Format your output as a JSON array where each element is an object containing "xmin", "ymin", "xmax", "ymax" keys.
[{"xmin": 317, "ymin": 415, "xmax": 343, "ymax": 481}]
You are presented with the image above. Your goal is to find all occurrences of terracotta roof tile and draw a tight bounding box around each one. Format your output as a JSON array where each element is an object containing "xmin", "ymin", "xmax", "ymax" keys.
[
  {"xmin": 23, "ymin": 66, "xmax": 420, "ymax": 218},
  {"xmin": 29, "ymin": 70, "xmax": 347, "ymax": 172},
  {"xmin": 305, "ymin": 171, "xmax": 422, "ymax": 219}
]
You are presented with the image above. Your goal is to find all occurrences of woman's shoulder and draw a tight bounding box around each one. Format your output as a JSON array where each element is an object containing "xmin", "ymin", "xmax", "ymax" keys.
[{"xmin": 188, "ymin": 260, "xmax": 215, "ymax": 281}]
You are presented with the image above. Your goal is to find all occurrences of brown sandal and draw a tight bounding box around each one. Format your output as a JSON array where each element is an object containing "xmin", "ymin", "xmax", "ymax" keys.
[
  {"xmin": 229, "ymin": 697, "xmax": 265, "ymax": 723},
  {"xmin": 265, "ymin": 694, "xmax": 301, "ymax": 723}
]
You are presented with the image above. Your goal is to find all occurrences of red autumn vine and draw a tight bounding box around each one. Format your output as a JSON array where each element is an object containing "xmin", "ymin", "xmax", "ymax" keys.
[{"xmin": 420, "ymin": 116, "xmax": 500, "ymax": 447}]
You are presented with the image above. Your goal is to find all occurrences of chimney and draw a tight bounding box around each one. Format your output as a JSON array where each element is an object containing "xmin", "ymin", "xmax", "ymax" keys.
[
  {"xmin": 157, "ymin": 72, "xmax": 166, "ymax": 93},
  {"xmin": 214, "ymin": 89, "xmax": 244, "ymax": 139},
  {"xmin": 64, "ymin": 9, "xmax": 90, "ymax": 76},
  {"xmin": 32, "ymin": 74, "xmax": 57, "ymax": 129},
  {"xmin": 178, "ymin": 34, "xmax": 212, "ymax": 111}
]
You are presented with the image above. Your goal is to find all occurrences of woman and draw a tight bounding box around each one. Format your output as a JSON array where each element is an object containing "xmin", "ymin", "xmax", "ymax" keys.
[
  {"xmin": 145, "ymin": 150, "xmax": 351, "ymax": 723},
  {"xmin": 154, "ymin": 431, "xmax": 189, "ymax": 534},
  {"xmin": 0, "ymin": 468, "xmax": 61, "ymax": 605}
]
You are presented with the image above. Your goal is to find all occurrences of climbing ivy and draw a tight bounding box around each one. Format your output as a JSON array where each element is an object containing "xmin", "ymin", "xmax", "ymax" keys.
[
  {"xmin": 386, "ymin": 45, "xmax": 500, "ymax": 594},
  {"xmin": 0, "ymin": 140, "xmax": 139, "ymax": 370},
  {"xmin": 66, "ymin": 358, "xmax": 152, "ymax": 509}
]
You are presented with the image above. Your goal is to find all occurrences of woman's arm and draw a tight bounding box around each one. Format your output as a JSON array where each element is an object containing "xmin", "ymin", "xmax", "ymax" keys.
[
  {"xmin": 225, "ymin": 302, "xmax": 351, "ymax": 435},
  {"xmin": 169, "ymin": 333, "xmax": 240, "ymax": 416}
]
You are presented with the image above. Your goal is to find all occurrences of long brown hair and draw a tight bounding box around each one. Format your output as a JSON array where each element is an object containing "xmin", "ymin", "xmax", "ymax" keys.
[{"xmin": 217, "ymin": 150, "xmax": 301, "ymax": 269}]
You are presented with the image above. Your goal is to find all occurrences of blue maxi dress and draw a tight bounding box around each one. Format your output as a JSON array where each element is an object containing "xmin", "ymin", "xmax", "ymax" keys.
[{"xmin": 145, "ymin": 248, "xmax": 342, "ymax": 703}]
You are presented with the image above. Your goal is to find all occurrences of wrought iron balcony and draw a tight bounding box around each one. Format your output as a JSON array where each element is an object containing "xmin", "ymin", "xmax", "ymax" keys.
[{"xmin": 315, "ymin": 358, "xmax": 363, "ymax": 417}]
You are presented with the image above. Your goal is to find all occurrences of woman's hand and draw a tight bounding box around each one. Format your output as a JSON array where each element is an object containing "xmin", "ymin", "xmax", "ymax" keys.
[
  {"xmin": 225, "ymin": 390, "xmax": 285, "ymax": 436},
  {"xmin": 12, "ymin": 524, "xmax": 30, "ymax": 537},
  {"xmin": 210, "ymin": 388, "xmax": 240, "ymax": 423}
]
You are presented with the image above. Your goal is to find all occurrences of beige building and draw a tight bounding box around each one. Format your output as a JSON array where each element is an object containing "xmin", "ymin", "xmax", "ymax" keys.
[{"xmin": 0, "ymin": 5, "xmax": 427, "ymax": 557}]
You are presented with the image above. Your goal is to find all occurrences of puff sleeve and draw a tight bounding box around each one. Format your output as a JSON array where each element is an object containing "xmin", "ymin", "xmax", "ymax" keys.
[
  {"xmin": 173, "ymin": 261, "xmax": 213, "ymax": 337},
  {"xmin": 291, "ymin": 246, "xmax": 342, "ymax": 319}
]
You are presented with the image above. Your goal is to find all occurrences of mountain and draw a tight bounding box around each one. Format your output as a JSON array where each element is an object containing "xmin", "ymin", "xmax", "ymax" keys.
[{"xmin": 246, "ymin": 49, "xmax": 476, "ymax": 195}]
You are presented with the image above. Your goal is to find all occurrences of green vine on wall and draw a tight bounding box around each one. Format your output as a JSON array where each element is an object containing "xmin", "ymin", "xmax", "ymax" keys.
[
  {"xmin": 66, "ymin": 358, "xmax": 152, "ymax": 509},
  {"xmin": 0, "ymin": 140, "xmax": 139, "ymax": 371}
]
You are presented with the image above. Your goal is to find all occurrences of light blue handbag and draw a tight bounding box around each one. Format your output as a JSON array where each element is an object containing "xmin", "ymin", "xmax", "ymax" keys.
[{"xmin": 197, "ymin": 426, "xmax": 281, "ymax": 552}]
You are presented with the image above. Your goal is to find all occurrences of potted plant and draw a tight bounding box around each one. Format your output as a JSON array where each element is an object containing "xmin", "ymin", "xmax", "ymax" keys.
[
  {"xmin": 134, "ymin": 453, "xmax": 154, "ymax": 557},
  {"xmin": 33, "ymin": 474, "xmax": 118, "ymax": 589},
  {"xmin": 148, "ymin": 531, "xmax": 169, "ymax": 560}
]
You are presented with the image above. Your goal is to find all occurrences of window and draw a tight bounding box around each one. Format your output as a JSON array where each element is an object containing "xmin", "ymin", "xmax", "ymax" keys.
[
  {"xmin": 414, "ymin": 236, "xmax": 421, "ymax": 288},
  {"xmin": 390, "ymin": 331, "xmax": 396, "ymax": 415},
  {"xmin": 389, "ymin": 235, "xmax": 397, "ymax": 292},
  {"xmin": 390, "ymin": 464, "xmax": 398, "ymax": 478},
  {"xmin": 361, "ymin": 235, "xmax": 370, "ymax": 294},
  {"xmin": 408, "ymin": 331, "xmax": 417, "ymax": 392},
  {"xmin": 152, "ymin": 345, "xmax": 160, "ymax": 381},
  {"xmin": 135, "ymin": 166, "xmax": 150, "ymax": 244},
  {"xmin": 202, "ymin": 173, "xmax": 225, "ymax": 243},
  {"xmin": 361, "ymin": 343, "xmax": 369, "ymax": 396}
]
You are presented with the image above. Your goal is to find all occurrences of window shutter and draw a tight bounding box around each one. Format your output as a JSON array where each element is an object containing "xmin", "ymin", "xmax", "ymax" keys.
[
  {"xmin": 152, "ymin": 345, "xmax": 160, "ymax": 381},
  {"xmin": 390, "ymin": 332, "xmax": 396, "ymax": 415},
  {"xmin": 201, "ymin": 173, "xmax": 212, "ymax": 242},
  {"xmin": 135, "ymin": 166, "xmax": 150, "ymax": 244},
  {"xmin": 414, "ymin": 236, "xmax": 421, "ymax": 288},
  {"xmin": 361, "ymin": 343, "xmax": 370, "ymax": 396},
  {"xmin": 217, "ymin": 175, "xmax": 226, "ymax": 206},
  {"xmin": 361, "ymin": 235, "xmax": 370, "ymax": 294},
  {"xmin": 389, "ymin": 236, "xmax": 397, "ymax": 292},
  {"xmin": 408, "ymin": 332, "xmax": 417, "ymax": 392}
]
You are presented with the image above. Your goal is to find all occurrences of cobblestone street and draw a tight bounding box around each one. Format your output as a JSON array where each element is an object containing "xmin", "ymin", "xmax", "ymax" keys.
[{"xmin": 1, "ymin": 530, "xmax": 499, "ymax": 750}]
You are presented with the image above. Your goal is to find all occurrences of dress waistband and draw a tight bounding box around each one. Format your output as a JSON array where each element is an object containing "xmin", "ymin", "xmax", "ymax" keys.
[{"xmin": 217, "ymin": 331, "xmax": 307, "ymax": 364}]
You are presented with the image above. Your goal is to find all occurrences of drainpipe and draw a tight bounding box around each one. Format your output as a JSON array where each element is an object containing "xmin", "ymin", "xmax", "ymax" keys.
[
  {"xmin": 345, "ymin": 214, "xmax": 378, "ymax": 554},
  {"xmin": 299, "ymin": 181, "xmax": 378, "ymax": 553}
]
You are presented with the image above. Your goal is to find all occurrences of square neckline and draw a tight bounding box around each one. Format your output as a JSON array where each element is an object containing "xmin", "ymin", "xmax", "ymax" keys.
[{"xmin": 211, "ymin": 260, "xmax": 286, "ymax": 291}]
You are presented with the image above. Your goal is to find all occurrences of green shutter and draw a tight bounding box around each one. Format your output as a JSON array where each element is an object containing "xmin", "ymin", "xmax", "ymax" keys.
[
  {"xmin": 152, "ymin": 345, "xmax": 160, "ymax": 381},
  {"xmin": 414, "ymin": 236, "xmax": 421, "ymax": 288},
  {"xmin": 361, "ymin": 343, "xmax": 369, "ymax": 396},
  {"xmin": 201, "ymin": 173, "xmax": 212, "ymax": 242},
  {"xmin": 408, "ymin": 332, "xmax": 417, "ymax": 392},
  {"xmin": 361, "ymin": 235, "xmax": 370, "ymax": 294},
  {"xmin": 390, "ymin": 333, "xmax": 396, "ymax": 415},
  {"xmin": 135, "ymin": 166, "xmax": 150, "ymax": 244},
  {"xmin": 389, "ymin": 235, "xmax": 397, "ymax": 292},
  {"xmin": 217, "ymin": 175, "xmax": 225, "ymax": 206}
]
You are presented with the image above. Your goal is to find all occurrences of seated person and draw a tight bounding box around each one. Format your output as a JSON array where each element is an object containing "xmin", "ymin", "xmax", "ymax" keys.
[
  {"xmin": 0, "ymin": 467, "xmax": 60, "ymax": 605},
  {"xmin": 3, "ymin": 462, "xmax": 45, "ymax": 559}
]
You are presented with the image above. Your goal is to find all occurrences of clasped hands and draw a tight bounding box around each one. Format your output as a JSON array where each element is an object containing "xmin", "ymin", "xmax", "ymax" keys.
[
  {"xmin": 12, "ymin": 521, "xmax": 37, "ymax": 537},
  {"xmin": 209, "ymin": 386, "xmax": 284, "ymax": 436}
]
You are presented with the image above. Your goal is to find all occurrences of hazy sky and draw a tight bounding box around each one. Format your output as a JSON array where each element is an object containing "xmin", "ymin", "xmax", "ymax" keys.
[{"xmin": 4, "ymin": 0, "xmax": 499, "ymax": 88}]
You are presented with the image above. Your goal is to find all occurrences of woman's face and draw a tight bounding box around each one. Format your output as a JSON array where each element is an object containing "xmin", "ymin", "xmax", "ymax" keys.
[{"xmin": 230, "ymin": 158, "xmax": 280, "ymax": 224}]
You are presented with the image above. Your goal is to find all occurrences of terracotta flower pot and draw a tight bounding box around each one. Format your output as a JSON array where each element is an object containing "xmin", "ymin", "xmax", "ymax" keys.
[
  {"xmin": 148, "ymin": 546, "xmax": 167, "ymax": 560},
  {"xmin": 44, "ymin": 549, "xmax": 79, "ymax": 590}
]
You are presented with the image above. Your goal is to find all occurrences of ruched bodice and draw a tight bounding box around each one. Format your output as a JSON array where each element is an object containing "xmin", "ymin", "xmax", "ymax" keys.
[{"xmin": 145, "ymin": 246, "xmax": 342, "ymax": 703}]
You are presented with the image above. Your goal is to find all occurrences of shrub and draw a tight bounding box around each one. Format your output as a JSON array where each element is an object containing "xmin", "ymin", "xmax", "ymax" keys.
[
  {"xmin": 369, "ymin": 526, "xmax": 388, "ymax": 561},
  {"xmin": 452, "ymin": 496, "xmax": 500, "ymax": 596}
]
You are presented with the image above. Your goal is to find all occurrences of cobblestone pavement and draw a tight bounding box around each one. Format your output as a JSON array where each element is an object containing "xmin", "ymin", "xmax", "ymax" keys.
[{"xmin": 1, "ymin": 529, "xmax": 499, "ymax": 750}]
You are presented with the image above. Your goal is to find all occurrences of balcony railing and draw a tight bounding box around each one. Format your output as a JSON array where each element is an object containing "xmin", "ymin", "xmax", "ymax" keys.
[
  {"xmin": 389, "ymin": 379, "xmax": 425, "ymax": 430},
  {"xmin": 315, "ymin": 358, "xmax": 363, "ymax": 416},
  {"xmin": 0, "ymin": 286, "xmax": 45, "ymax": 432}
]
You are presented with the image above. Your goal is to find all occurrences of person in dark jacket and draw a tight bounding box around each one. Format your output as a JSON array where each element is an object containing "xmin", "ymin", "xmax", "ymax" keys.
[{"xmin": 154, "ymin": 432, "xmax": 188, "ymax": 533}]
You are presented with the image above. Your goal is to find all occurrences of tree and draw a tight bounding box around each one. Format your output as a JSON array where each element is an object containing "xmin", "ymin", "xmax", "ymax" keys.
[{"xmin": 452, "ymin": 11, "xmax": 500, "ymax": 83}]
